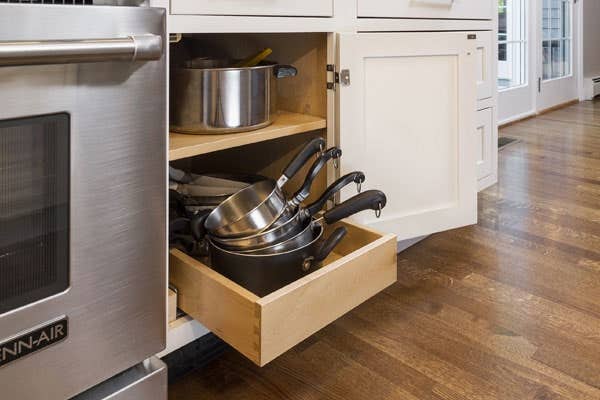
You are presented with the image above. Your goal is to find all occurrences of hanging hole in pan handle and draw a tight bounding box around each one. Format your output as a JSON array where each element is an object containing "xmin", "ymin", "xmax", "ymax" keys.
[
  {"xmin": 323, "ymin": 190, "xmax": 387, "ymax": 225},
  {"xmin": 375, "ymin": 202, "xmax": 383, "ymax": 218}
]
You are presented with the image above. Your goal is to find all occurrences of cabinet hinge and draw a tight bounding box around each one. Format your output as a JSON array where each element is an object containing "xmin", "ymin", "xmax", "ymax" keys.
[{"xmin": 327, "ymin": 64, "xmax": 339, "ymax": 90}]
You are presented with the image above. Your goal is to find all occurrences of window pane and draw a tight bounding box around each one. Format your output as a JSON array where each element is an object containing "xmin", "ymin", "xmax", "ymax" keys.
[
  {"xmin": 541, "ymin": 0, "xmax": 571, "ymax": 81},
  {"xmin": 551, "ymin": 0, "xmax": 561, "ymax": 39},
  {"xmin": 562, "ymin": 39, "xmax": 571, "ymax": 76},
  {"xmin": 543, "ymin": 41, "xmax": 551, "ymax": 80},
  {"xmin": 498, "ymin": 0, "xmax": 527, "ymax": 90},
  {"xmin": 543, "ymin": 0, "xmax": 550, "ymax": 40},
  {"xmin": 498, "ymin": 42, "xmax": 527, "ymax": 89}
]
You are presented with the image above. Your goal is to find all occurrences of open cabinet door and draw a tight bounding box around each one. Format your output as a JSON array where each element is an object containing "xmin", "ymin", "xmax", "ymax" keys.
[{"xmin": 336, "ymin": 32, "xmax": 478, "ymax": 241}]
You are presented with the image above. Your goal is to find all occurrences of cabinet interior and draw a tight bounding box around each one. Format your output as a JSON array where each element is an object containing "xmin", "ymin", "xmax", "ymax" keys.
[
  {"xmin": 170, "ymin": 33, "xmax": 329, "ymax": 118},
  {"xmin": 169, "ymin": 32, "xmax": 332, "ymax": 201},
  {"xmin": 170, "ymin": 132, "xmax": 329, "ymax": 204}
]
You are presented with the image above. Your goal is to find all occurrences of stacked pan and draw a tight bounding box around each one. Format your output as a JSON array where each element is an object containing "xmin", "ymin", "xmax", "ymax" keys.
[{"xmin": 192, "ymin": 138, "xmax": 387, "ymax": 297}]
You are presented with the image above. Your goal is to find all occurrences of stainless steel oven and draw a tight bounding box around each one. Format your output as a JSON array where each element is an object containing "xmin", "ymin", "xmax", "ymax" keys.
[{"xmin": 0, "ymin": 3, "xmax": 166, "ymax": 399}]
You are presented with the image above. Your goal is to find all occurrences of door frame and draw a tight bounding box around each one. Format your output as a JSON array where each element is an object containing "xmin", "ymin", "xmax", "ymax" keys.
[
  {"xmin": 535, "ymin": 0, "xmax": 582, "ymax": 111},
  {"xmin": 498, "ymin": 0, "xmax": 584, "ymax": 124}
]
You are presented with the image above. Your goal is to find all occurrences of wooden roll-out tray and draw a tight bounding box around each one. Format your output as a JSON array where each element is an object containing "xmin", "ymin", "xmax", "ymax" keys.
[{"xmin": 169, "ymin": 219, "xmax": 397, "ymax": 366}]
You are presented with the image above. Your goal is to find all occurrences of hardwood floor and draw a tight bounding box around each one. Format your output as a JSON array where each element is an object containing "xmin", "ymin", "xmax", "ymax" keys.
[{"xmin": 169, "ymin": 101, "xmax": 600, "ymax": 400}]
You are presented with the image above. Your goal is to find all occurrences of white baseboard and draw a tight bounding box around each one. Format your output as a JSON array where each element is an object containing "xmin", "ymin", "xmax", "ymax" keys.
[{"xmin": 499, "ymin": 110, "xmax": 536, "ymax": 127}]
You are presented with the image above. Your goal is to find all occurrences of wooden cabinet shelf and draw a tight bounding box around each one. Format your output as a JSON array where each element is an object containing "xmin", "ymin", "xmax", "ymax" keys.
[{"xmin": 169, "ymin": 111, "xmax": 327, "ymax": 161}]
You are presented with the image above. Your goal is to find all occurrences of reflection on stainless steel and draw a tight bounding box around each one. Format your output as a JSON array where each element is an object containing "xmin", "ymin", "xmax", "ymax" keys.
[
  {"xmin": 72, "ymin": 357, "xmax": 167, "ymax": 400},
  {"xmin": 0, "ymin": 4, "xmax": 166, "ymax": 399},
  {"xmin": 0, "ymin": 35, "xmax": 162, "ymax": 67}
]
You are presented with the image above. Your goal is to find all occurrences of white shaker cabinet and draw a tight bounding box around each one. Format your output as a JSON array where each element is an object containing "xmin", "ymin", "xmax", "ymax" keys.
[
  {"xmin": 475, "ymin": 31, "xmax": 494, "ymax": 101},
  {"xmin": 476, "ymin": 107, "xmax": 497, "ymax": 189},
  {"xmin": 170, "ymin": 0, "xmax": 333, "ymax": 17},
  {"xmin": 336, "ymin": 32, "xmax": 478, "ymax": 241},
  {"xmin": 358, "ymin": 0, "xmax": 493, "ymax": 20}
]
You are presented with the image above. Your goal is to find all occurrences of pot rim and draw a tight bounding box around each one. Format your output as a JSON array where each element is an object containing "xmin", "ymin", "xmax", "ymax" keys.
[
  {"xmin": 178, "ymin": 59, "xmax": 279, "ymax": 72},
  {"xmin": 209, "ymin": 224, "xmax": 323, "ymax": 258}
]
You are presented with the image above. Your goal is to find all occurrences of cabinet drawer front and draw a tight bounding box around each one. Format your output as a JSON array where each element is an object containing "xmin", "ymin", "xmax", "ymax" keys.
[
  {"xmin": 169, "ymin": 220, "xmax": 397, "ymax": 366},
  {"xmin": 476, "ymin": 107, "xmax": 494, "ymax": 182},
  {"xmin": 475, "ymin": 31, "xmax": 494, "ymax": 101},
  {"xmin": 171, "ymin": 0, "xmax": 334, "ymax": 17},
  {"xmin": 358, "ymin": 0, "xmax": 492, "ymax": 20}
]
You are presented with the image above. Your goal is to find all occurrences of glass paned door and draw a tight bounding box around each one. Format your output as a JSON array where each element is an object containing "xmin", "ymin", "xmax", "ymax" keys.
[
  {"xmin": 542, "ymin": 0, "xmax": 572, "ymax": 80},
  {"xmin": 0, "ymin": 113, "xmax": 70, "ymax": 314},
  {"xmin": 537, "ymin": 0, "xmax": 578, "ymax": 111},
  {"xmin": 498, "ymin": 0, "xmax": 528, "ymax": 90}
]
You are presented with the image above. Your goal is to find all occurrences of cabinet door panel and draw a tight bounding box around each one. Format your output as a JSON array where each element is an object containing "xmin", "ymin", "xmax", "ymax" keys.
[
  {"xmin": 476, "ymin": 107, "xmax": 498, "ymax": 191},
  {"xmin": 475, "ymin": 31, "xmax": 494, "ymax": 100},
  {"xmin": 337, "ymin": 32, "xmax": 477, "ymax": 241},
  {"xmin": 358, "ymin": 0, "xmax": 492, "ymax": 20},
  {"xmin": 171, "ymin": 0, "xmax": 333, "ymax": 17}
]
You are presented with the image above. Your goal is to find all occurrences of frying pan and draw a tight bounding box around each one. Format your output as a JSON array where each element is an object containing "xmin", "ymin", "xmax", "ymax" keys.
[
  {"xmin": 212, "ymin": 171, "xmax": 365, "ymax": 251},
  {"xmin": 204, "ymin": 137, "xmax": 326, "ymax": 238},
  {"xmin": 240, "ymin": 190, "xmax": 387, "ymax": 255},
  {"xmin": 207, "ymin": 226, "xmax": 348, "ymax": 297}
]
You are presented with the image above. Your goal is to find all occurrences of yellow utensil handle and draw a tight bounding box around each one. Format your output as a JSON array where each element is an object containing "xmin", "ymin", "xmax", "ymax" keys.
[{"xmin": 234, "ymin": 48, "xmax": 273, "ymax": 68}]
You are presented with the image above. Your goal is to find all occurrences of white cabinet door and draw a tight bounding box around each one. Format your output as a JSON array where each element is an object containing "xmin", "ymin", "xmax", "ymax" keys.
[
  {"xmin": 358, "ymin": 0, "xmax": 493, "ymax": 20},
  {"xmin": 475, "ymin": 31, "xmax": 494, "ymax": 101},
  {"xmin": 170, "ymin": 0, "xmax": 333, "ymax": 16},
  {"xmin": 476, "ymin": 107, "xmax": 497, "ymax": 191},
  {"xmin": 337, "ymin": 32, "xmax": 478, "ymax": 241}
]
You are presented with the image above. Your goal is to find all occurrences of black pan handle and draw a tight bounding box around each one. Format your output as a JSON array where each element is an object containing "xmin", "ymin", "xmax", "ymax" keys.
[
  {"xmin": 290, "ymin": 147, "xmax": 342, "ymax": 206},
  {"xmin": 169, "ymin": 217, "xmax": 190, "ymax": 236},
  {"xmin": 279, "ymin": 137, "xmax": 326, "ymax": 187},
  {"xmin": 314, "ymin": 227, "xmax": 347, "ymax": 264},
  {"xmin": 169, "ymin": 189, "xmax": 188, "ymax": 217},
  {"xmin": 302, "ymin": 226, "xmax": 347, "ymax": 272},
  {"xmin": 191, "ymin": 210, "xmax": 211, "ymax": 242},
  {"xmin": 274, "ymin": 65, "xmax": 298, "ymax": 79},
  {"xmin": 170, "ymin": 234, "xmax": 198, "ymax": 255},
  {"xmin": 322, "ymin": 190, "xmax": 387, "ymax": 225},
  {"xmin": 305, "ymin": 171, "xmax": 366, "ymax": 217}
]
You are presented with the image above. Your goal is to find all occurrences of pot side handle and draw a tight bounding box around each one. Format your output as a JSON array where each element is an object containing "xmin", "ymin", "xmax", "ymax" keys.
[
  {"xmin": 314, "ymin": 226, "xmax": 348, "ymax": 263},
  {"xmin": 274, "ymin": 65, "xmax": 298, "ymax": 78}
]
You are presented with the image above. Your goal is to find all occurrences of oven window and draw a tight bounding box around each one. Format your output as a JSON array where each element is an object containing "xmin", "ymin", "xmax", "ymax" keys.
[{"xmin": 0, "ymin": 113, "xmax": 70, "ymax": 314}]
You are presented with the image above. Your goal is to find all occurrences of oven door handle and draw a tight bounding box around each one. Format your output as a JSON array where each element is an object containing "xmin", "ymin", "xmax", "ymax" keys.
[{"xmin": 0, "ymin": 34, "xmax": 163, "ymax": 67}]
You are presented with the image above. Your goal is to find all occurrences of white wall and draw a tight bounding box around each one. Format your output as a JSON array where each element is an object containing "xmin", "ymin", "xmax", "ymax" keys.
[{"xmin": 582, "ymin": 0, "xmax": 600, "ymax": 77}]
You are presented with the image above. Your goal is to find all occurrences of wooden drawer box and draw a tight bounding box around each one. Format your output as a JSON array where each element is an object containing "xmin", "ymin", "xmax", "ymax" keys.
[
  {"xmin": 358, "ymin": 0, "xmax": 493, "ymax": 20},
  {"xmin": 169, "ymin": 220, "xmax": 397, "ymax": 366},
  {"xmin": 170, "ymin": 0, "xmax": 334, "ymax": 17}
]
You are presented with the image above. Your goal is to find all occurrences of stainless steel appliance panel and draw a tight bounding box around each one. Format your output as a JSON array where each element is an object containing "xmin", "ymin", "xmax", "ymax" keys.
[
  {"xmin": 72, "ymin": 357, "xmax": 167, "ymax": 400},
  {"xmin": 0, "ymin": 4, "xmax": 166, "ymax": 399}
]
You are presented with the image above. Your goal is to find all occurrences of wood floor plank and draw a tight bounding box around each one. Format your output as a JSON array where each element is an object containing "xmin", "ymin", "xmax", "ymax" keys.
[{"xmin": 169, "ymin": 100, "xmax": 600, "ymax": 399}]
